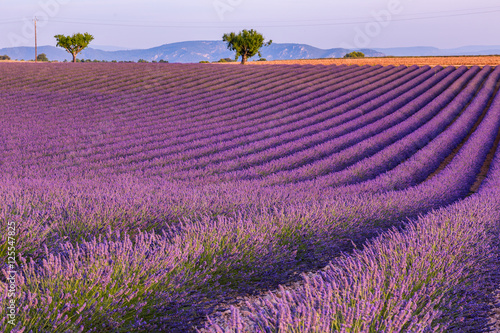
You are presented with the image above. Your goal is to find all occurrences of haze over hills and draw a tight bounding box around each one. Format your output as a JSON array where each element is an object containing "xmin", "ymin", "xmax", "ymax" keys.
[
  {"xmin": 90, "ymin": 45, "xmax": 131, "ymax": 52},
  {"xmin": 0, "ymin": 41, "xmax": 385, "ymax": 62},
  {"xmin": 0, "ymin": 41, "xmax": 499, "ymax": 63},
  {"xmin": 373, "ymin": 45, "xmax": 500, "ymax": 57}
]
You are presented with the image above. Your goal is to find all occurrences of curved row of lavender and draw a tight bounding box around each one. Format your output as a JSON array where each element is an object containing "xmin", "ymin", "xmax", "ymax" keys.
[
  {"xmin": 205, "ymin": 153, "xmax": 500, "ymax": 332},
  {"xmin": 0, "ymin": 62, "xmax": 499, "ymax": 332},
  {"xmin": 201, "ymin": 64, "xmax": 500, "ymax": 331}
]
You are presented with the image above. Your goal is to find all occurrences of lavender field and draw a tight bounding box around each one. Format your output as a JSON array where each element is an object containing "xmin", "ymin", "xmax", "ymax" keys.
[{"xmin": 1, "ymin": 62, "xmax": 500, "ymax": 332}]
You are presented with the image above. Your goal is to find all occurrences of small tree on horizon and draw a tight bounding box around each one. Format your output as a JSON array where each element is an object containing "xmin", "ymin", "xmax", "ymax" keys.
[
  {"xmin": 54, "ymin": 33, "xmax": 94, "ymax": 63},
  {"xmin": 222, "ymin": 29, "xmax": 272, "ymax": 64},
  {"xmin": 344, "ymin": 51, "xmax": 365, "ymax": 59},
  {"xmin": 37, "ymin": 53, "xmax": 49, "ymax": 62}
]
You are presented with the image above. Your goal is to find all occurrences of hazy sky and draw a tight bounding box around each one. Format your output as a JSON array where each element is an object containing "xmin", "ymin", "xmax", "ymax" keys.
[{"xmin": 0, "ymin": 0, "xmax": 499, "ymax": 50}]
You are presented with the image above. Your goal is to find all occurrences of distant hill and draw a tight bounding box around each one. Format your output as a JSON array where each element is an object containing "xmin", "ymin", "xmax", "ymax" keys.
[
  {"xmin": 0, "ymin": 46, "xmax": 68, "ymax": 62},
  {"xmin": 0, "ymin": 41, "xmax": 384, "ymax": 63},
  {"xmin": 373, "ymin": 45, "xmax": 500, "ymax": 57},
  {"xmin": 254, "ymin": 43, "xmax": 385, "ymax": 60},
  {"xmin": 2, "ymin": 42, "xmax": 498, "ymax": 63},
  {"xmin": 90, "ymin": 45, "xmax": 131, "ymax": 52}
]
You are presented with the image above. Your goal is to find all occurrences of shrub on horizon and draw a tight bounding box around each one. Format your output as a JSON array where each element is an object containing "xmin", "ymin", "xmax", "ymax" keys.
[
  {"xmin": 344, "ymin": 51, "xmax": 365, "ymax": 59},
  {"xmin": 36, "ymin": 53, "xmax": 49, "ymax": 62},
  {"xmin": 216, "ymin": 58, "xmax": 236, "ymax": 63}
]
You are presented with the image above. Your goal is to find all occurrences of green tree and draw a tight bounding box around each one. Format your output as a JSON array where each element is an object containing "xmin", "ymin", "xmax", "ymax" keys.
[
  {"xmin": 54, "ymin": 33, "xmax": 94, "ymax": 63},
  {"xmin": 37, "ymin": 53, "xmax": 49, "ymax": 62},
  {"xmin": 222, "ymin": 29, "xmax": 272, "ymax": 65},
  {"xmin": 344, "ymin": 51, "xmax": 365, "ymax": 59}
]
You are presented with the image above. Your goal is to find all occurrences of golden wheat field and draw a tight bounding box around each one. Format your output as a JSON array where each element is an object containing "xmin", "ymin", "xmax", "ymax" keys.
[{"xmin": 248, "ymin": 55, "xmax": 500, "ymax": 67}]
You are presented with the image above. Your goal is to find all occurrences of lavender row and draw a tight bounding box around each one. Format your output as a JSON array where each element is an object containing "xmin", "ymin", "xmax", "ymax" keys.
[
  {"xmin": 80, "ymin": 66, "xmax": 417, "ymax": 171},
  {"xmin": 2, "ymin": 65, "xmax": 372, "ymax": 161},
  {"xmin": 199, "ymin": 66, "xmax": 461, "ymax": 182},
  {"xmin": 202, "ymin": 99, "xmax": 500, "ymax": 331},
  {"xmin": 157, "ymin": 66, "xmax": 379, "ymax": 127},
  {"xmin": 54, "ymin": 65, "xmax": 373, "ymax": 158},
  {"xmin": 0, "ymin": 66, "xmax": 316, "ymax": 157},
  {"xmin": 125, "ymin": 66, "xmax": 423, "ymax": 170},
  {"xmin": 2, "ymin": 85, "xmax": 499, "ymax": 331},
  {"xmin": 1, "ymin": 63, "xmax": 296, "ymax": 128},
  {"xmin": 327, "ymin": 65, "xmax": 500, "ymax": 196},
  {"xmin": 157, "ymin": 65, "xmax": 354, "ymax": 125},
  {"xmin": 0, "ymin": 63, "xmax": 294, "ymax": 131},
  {"xmin": 203, "ymin": 188, "xmax": 500, "ymax": 333},
  {"xmin": 68, "ymin": 66, "xmax": 381, "ymax": 155},
  {"xmin": 151, "ymin": 66, "xmax": 440, "ymax": 175},
  {"xmin": 306, "ymin": 65, "xmax": 492, "ymax": 189},
  {"xmin": 0, "ymin": 63, "xmax": 211, "ymax": 103},
  {"xmin": 0, "ymin": 63, "xmax": 246, "ymax": 96},
  {"xmin": 2, "ymin": 115, "xmax": 497, "ymax": 332},
  {"xmin": 200, "ymin": 76, "xmax": 500, "ymax": 331},
  {"xmin": 6, "ymin": 65, "xmax": 390, "ymax": 169},
  {"xmin": 250, "ymin": 66, "xmax": 467, "ymax": 184}
]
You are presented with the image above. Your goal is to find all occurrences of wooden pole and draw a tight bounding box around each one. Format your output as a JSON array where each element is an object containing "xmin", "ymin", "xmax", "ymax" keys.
[{"xmin": 34, "ymin": 17, "xmax": 37, "ymax": 62}]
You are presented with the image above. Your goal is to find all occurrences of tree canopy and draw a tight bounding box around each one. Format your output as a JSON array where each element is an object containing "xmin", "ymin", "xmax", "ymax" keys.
[
  {"xmin": 37, "ymin": 53, "xmax": 49, "ymax": 62},
  {"xmin": 222, "ymin": 29, "xmax": 272, "ymax": 64},
  {"xmin": 54, "ymin": 33, "xmax": 94, "ymax": 63},
  {"xmin": 344, "ymin": 51, "xmax": 365, "ymax": 59}
]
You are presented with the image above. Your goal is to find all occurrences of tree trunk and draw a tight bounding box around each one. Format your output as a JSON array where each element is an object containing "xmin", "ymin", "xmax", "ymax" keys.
[
  {"xmin": 241, "ymin": 54, "xmax": 247, "ymax": 65},
  {"xmin": 72, "ymin": 52, "xmax": 77, "ymax": 63}
]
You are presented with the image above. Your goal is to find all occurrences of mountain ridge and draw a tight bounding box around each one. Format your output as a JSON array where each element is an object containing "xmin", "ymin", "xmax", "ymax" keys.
[
  {"xmin": 0, "ymin": 41, "xmax": 384, "ymax": 62},
  {"xmin": 1, "ymin": 41, "xmax": 499, "ymax": 63},
  {"xmin": 373, "ymin": 45, "xmax": 500, "ymax": 57}
]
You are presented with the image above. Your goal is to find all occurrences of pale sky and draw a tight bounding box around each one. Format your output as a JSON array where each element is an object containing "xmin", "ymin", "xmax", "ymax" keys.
[{"xmin": 0, "ymin": 0, "xmax": 499, "ymax": 50}]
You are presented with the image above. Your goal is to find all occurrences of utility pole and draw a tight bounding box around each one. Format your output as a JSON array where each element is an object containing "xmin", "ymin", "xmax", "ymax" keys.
[{"xmin": 34, "ymin": 17, "xmax": 38, "ymax": 62}]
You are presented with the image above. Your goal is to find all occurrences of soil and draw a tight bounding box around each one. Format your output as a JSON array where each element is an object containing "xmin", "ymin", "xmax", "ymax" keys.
[{"xmin": 490, "ymin": 289, "xmax": 500, "ymax": 333}]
